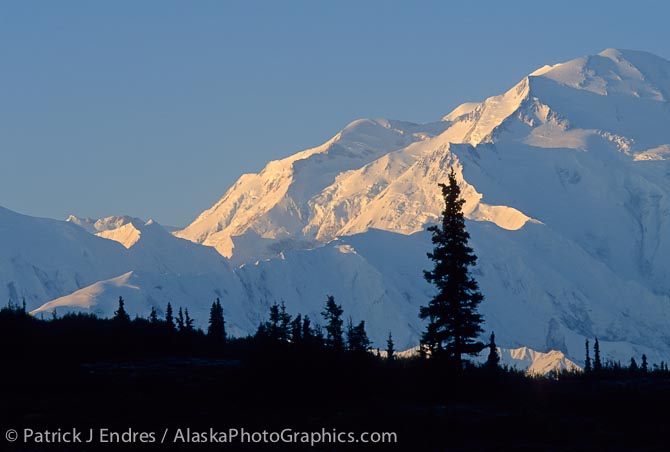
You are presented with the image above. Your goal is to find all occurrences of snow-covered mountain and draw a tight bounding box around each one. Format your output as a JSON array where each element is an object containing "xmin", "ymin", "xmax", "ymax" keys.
[
  {"xmin": 3, "ymin": 48, "xmax": 670, "ymax": 369},
  {"xmin": 394, "ymin": 345, "xmax": 581, "ymax": 375}
]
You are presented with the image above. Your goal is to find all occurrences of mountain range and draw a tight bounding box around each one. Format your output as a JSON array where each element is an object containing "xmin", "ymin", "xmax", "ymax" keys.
[{"xmin": 3, "ymin": 48, "xmax": 670, "ymax": 370}]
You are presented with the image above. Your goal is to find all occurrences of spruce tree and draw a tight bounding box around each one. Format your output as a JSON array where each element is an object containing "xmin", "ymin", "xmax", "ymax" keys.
[
  {"xmin": 165, "ymin": 303, "xmax": 175, "ymax": 330},
  {"xmin": 346, "ymin": 320, "xmax": 371, "ymax": 354},
  {"xmin": 113, "ymin": 296, "xmax": 130, "ymax": 322},
  {"xmin": 593, "ymin": 338, "xmax": 602, "ymax": 372},
  {"xmin": 312, "ymin": 321, "xmax": 325, "ymax": 344},
  {"xmin": 584, "ymin": 339, "xmax": 592, "ymax": 373},
  {"xmin": 386, "ymin": 331, "xmax": 395, "ymax": 361},
  {"xmin": 630, "ymin": 357, "xmax": 639, "ymax": 373},
  {"xmin": 322, "ymin": 295, "xmax": 344, "ymax": 351},
  {"xmin": 290, "ymin": 314, "xmax": 302, "ymax": 344},
  {"xmin": 266, "ymin": 302, "xmax": 281, "ymax": 342},
  {"xmin": 420, "ymin": 168, "xmax": 485, "ymax": 366},
  {"xmin": 302, "ymin": 315, "xmax": 322, "ymax": 348},
  {"xmin": 302, "ymin": 315, "xmax": 313, "ymax": 342},
  {"xmin": 184, "ymin": 308, "xmax": 194, "ymax": 332},
  {"xmin": 485, "ymin": 331, "xmax": 500, "ymax": 370},
  {"xmin": 346, "ymin": 317, "xmax": 355, "ymax": 351},
  {"xmin": 641, "ymin": 354, "xmax": 648, "ymax": 374},
  {"xmin": 176, "ymin": 307, "xmax": 185, "ymax": 332},
  {"xmin": 149, "ymin": 306, "xmax": 159, "ymax": 324},
  {"xmin": 207, "ymin": 298, "xmax": 226, "ymax": 343},
  {"xmin": 278, "ymin": 301, "xmax": 292, "ymax": 342}
]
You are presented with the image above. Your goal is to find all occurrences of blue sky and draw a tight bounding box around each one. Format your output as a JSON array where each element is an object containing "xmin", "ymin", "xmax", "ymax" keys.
[{"xmin": 2, "ymin": 1, "xmax": 669, "ymax": 227}]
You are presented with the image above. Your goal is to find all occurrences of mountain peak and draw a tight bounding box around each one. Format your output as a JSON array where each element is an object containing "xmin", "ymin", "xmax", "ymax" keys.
[
  {"xmin": 67, "ymin": 215, "xmax": 145, "ymax": 235},
  {"xmin": 529, "ymin": 48, "xmax": 670, "ymax": 101}
]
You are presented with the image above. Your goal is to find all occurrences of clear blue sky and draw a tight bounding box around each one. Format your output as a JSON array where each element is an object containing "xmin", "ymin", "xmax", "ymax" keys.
[{"xmin": 2, "ymin": 0, "xmax": 669, "ymax": 227}]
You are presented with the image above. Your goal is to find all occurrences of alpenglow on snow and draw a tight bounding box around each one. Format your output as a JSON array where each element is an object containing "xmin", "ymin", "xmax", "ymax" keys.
[{"xmin": 2, "ymin": 48, "xmax": 669, "ymax": 370}]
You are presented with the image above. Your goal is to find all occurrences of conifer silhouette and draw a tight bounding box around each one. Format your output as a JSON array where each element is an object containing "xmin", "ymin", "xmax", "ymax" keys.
[
  {"xmin": 207, "ymin": 298, "xmax": 226, "ymax": 343},
  {"xmin": 322, "ymin": 295, "xmax": 344, "ymax": 351},
  {"xmin": 593, "ymin": 338, "xmax": 602, "ymax": 372},
  {"xmin": 386, "ymin": 331, "xmax": 395, "ymax": 361},
  {"xmin": 113, "ymin": 296, "xmax": 130, "ymax": 322},
  {"xmin": 420, "ymin": 168, "xmax": 484, "ymax": 366},
  {"xmin": 485, "ymin": 332, "xmax": 500, "ymax": 371},
  {"xmin": 149, "ymin": 306, "xmax": 159, "ymax": 324},
  {"xmin": 165, "ymin": 303, "xmax": 175, "ymax": 330},
  {"xmin": 346, "ymin": 319, "xmax": 371, "ymax": 353}
]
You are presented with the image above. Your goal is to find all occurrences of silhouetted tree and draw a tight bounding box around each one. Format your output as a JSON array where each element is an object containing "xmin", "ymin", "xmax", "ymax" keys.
[
  {"xmin": 290, "ymin": 314, "xmax": 302, "ymax": 343},
  {"xmin": 584, "ymin": 339, "xmax": 592, "ymax": 374},
  {"xmin": 312, "ymin": 322, "xmax": 325, "ymax": 344},
  {"xmin": 322, "ymin": 295, "xmax": 344, "ymax": 351},
  {"xmin": 265, "ymin": 302, "xmax": 282, "ymax": 342},
  {"xmin": 207, "ymin": 298, "xmax": 226, "ymax": 343},
  {"xmin": 386, "ymin": 331, "xmax": 395, "ymax": 361},
  {"xmin": 176, "ymin": 307, "xmax": 185, "ymax": 332},
  {"xmin": 184, "ymin": 308, "xmax": 194, "ymax": 332},
  {"xmin": 149, "ymin": 307, "xmax": 159, "ymax": 324},
  {"xmin": 346, "ymin": 319, "xmax": 371, "ymax": 354},
  {"xmin": 113, "ymin": 296, "xmax": 130, "ymax": 322},
  {"xmin": 278, "ymin": 302, "xmax": 292, "ymax": 342},
  {"xmin": 630, "ymin": 357, "xmax": 639, "ymax": 373},
  {"xmin": 641, "ymin": 354, "xmax": 648, "ymax": 374},
  {"xmin": 302, "ymin": 315, "xmax": 313, "ymax": 341},
  {"xmin": 485, "ymin": 331, "xmax": 500, "ymax": 371},
  {"xmin": 300, "ymin": 315, "xmax": 322, "ymax": 347},
  {"xmin": 593, "ymin": 338, "xmax": 602, "ymax": 372},
  {"xmin": 346, "ymin": 317, "xmax": 355, "ymax": 350},
  {"xmin": 420, "ymin": 168, "xmax": 484, "ymax": 367},
  {"xmin": 165, "ymin": 303, "xmax": 175, "ymax": 330}
]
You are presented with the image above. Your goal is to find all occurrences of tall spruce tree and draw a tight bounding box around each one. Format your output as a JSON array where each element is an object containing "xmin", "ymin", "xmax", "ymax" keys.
[
  {"xmin": 584, "ymin": 339, "xmax": 592, "ymax": 373},
  {"xmin": 207, "ymin": 298, "xmax": 226, "ymax": 343},
  {"xmin": 642, "ymin": 354, "xmax": 648, "ymax": 374},
  {"xmin": 113, "ymin": 296, "xmax": 130, "ymax": 322},
  {"xmin": 420, "ymin": 168, "xmax": 485, "ymax": 366},
  {"xmin": 322, "ymin": 295, "xmax": 344, "ymax": 351}
]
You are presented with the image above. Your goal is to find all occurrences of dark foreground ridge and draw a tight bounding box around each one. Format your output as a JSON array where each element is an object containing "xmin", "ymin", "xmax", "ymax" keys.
[{"xmin": 2, "ymin": 304, "xmax": 670, "ymax": 451}]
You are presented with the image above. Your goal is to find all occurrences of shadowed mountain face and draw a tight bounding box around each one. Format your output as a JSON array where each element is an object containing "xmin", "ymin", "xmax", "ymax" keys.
[{"xmin": 2, "ymin": 49, "xmax": 670, "ymax": 366}]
